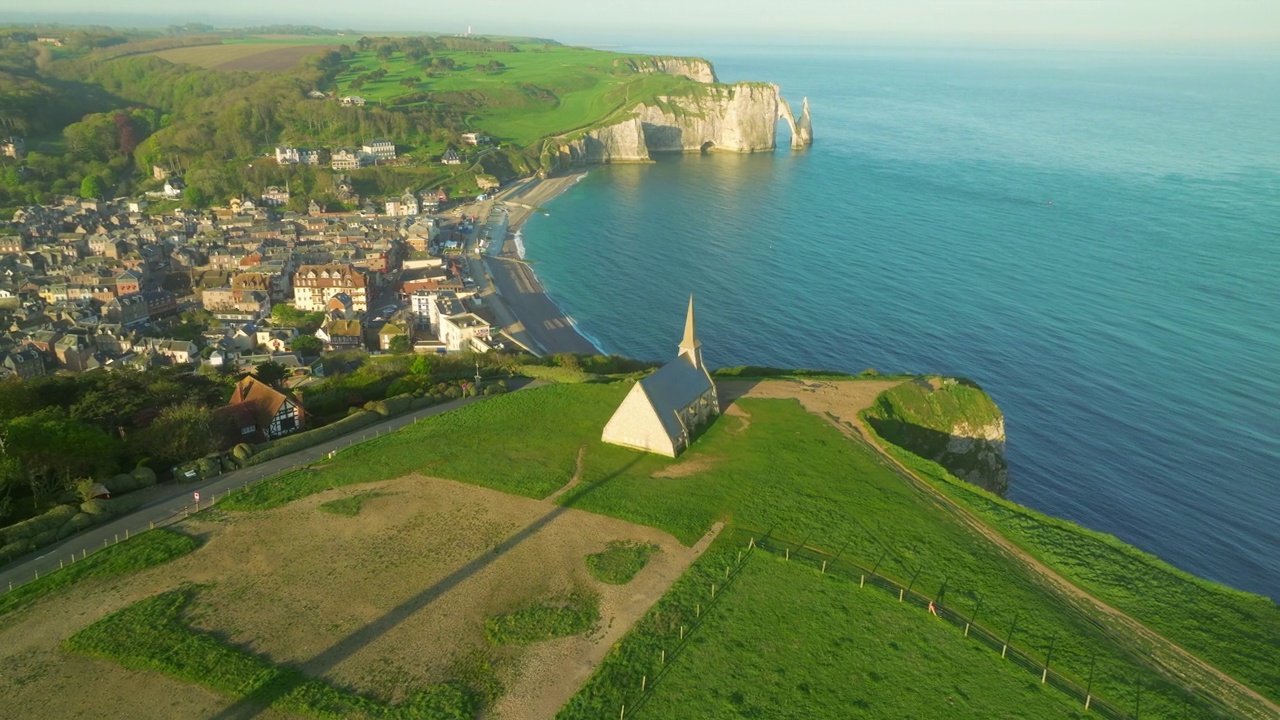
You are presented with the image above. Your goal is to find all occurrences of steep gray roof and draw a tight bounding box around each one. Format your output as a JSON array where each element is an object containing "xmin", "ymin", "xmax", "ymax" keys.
[{"xmin": 638, "ymin": 354, "xmax": 712, "ymax": 441}]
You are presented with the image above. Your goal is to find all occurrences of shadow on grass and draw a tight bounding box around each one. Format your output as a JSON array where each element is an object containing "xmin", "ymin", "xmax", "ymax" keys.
[{"xmin": 208, "ymin": 456, "xmax": 643, "ymax": 720}]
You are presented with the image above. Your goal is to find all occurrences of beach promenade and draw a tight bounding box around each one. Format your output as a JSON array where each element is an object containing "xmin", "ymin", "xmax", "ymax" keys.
[{"xmin": 463, "ymin": 172, "xmax": 601, "ymax": 356}]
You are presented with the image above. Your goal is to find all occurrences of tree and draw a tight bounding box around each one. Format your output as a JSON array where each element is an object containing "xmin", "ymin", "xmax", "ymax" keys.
[
  {"xmin": 2, "ymin": 409, "xmax": 122, "ymax": 502},
  {"xmin": 253, "ymin": 361, "xmax": 288, "ymax": 388},
  {"xmin": 290, "ymin": 335, "xmax": 322, "ymax": 357},
  {"xmin": 388, "ymin": 335, "xmax": 411, "ymax": 354},
  {"xmin": 183, "ymin": 184, "xmax": 207, "ymax": 208},
  {"xmin": 132, "ymin": 402, "xmax": 224, "ymax": 464},
  {"xmin": 409, "ymin": 354, "xmax": 433, "ymax": 376},
  {"xmin": 80, "ymin": 173, "xmax": 104, "ymax": 199}
]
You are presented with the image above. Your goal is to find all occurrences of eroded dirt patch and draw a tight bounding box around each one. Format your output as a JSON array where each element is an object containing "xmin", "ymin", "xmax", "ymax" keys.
[{"xmin": 0, "ymin": 476, "xmax": 714, "ymax": 720}]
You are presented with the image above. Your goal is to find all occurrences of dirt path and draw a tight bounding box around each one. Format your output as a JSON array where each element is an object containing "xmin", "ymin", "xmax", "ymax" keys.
[
  {"xmin": 546, "ymin": 446, "xmax": 587, "ymax": 503},
  {"xmin": 726, "ymin": 378, "xmax": 1279, "ymax": 719},
  {"xmin": 494, "ymin": 522, "xmax": 724, "ymax": 720}
]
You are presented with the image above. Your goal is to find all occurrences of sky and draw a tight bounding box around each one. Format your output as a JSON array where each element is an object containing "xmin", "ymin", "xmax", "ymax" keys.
[{"xmin": 4, "ymin": 0, "xmax": 1279, "ymax": 48}]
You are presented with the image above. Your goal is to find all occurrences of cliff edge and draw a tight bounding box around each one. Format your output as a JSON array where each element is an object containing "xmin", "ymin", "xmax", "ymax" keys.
[{"xmin": 863, "ymin": 378, "xmax": 1009, "ymax": 495}]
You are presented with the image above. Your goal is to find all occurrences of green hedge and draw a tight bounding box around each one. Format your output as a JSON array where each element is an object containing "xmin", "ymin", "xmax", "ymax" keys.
[
  {"xmin": 246, "ymin": 410, "xmax": 383, "ymax": 465},
  {"xmin": 0, "ymin": 493, "xmax": 151, "ymax": 564}
]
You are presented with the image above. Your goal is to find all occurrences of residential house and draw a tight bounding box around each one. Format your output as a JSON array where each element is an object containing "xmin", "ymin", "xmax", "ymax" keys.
[
  {"xmin": 361, "ymin": 139, "xmax": 396, "ymax": 161},
  {"xmin": 441, "ymin": 148, "xmax": 463, "ymax": 165},
  {"xmin": 377, "ymin": 321, "xmax": 409, "ymax": 351},
  {"xmin": 261, "ymin": 186, "xmax": 291, "ymax": 207},
  {"xmin": 461, "ymin": 133, "xmax": 490, "ymax": 146},
  {"xmin": 292, "ymin": 264, "xmax": 369, "ymax": 312},
  {"xmin": 1, "ymin": 347, "xmax": 46, "ymax": 379},
  {"xmin": 340, "ymin": 95, "xmax": 366, "ymax": 107},
  {"xmin": 330, "ymin": 148, "xmax": 369, "ymax": 170},
  {"xmin": 0, "ymin": 137, "xmax": 24, "ymax": 159},
  {"xmin": 219, "ymin": 375, "xmax": 304, "ymax": 442},
  {"xmin": 315, "ymin": 318, "xmax": 363, "ymax": 351},
  {"xmin": 0, "ymin": 235, "xmax": 27, "ymax": 254},
  {"xmin": 142, "ymin": 289, "xmax": 178, "ymax": 318},
  {"xmin": 103, "ymin": 293, "xmax": 150, "ymax": 326}
]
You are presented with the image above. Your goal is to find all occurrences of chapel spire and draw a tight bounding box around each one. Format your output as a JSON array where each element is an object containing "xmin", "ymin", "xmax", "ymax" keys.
[{"xmin": 679, "ymin": 294, "xmax": 703, "ymax": 369}]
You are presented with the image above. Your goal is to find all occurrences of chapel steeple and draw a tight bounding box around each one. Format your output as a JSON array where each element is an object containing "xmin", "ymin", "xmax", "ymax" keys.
[{"xmin": 678, "ymin": 294, "xmax": 703, "ymax": 370}]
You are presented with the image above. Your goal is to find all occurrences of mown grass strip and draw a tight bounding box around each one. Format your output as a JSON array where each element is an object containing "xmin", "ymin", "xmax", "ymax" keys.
[
  {"xmin": 64, "ymin": 589, "xmax": 476, "ymax": 720},
  {"xmin": 484, "ymin": 593, "xmax": 599, "ymax": 646},
  {"xmin": 585, "ymin": 541, "xmax": 659, "ymax": 585},
  {"xmin": 318, "ymin": 491, "xmax": 386, "ymax": 517},
  {"xmin": 0, "ymin": 529, "xmax": 198, "ymax": 617}
]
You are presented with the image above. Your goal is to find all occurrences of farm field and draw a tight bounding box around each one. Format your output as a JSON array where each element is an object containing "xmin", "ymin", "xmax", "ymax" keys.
[
  {"xmin": 332, "ymin": 45, "xmax": 701, "ymax": 146},
  {"xmin": 222, "ymin": 381, "xmax": 1256, "ymax": 718},
  {"xmin": 0, "ymin": 475, "xmax": 700, "ymax": 720},
  {"xmin": 148, "ymin": 42, "xmax": 337, "ymax": 71}
]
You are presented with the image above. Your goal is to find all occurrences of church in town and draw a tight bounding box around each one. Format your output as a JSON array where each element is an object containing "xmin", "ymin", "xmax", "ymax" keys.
[{"xmin": 601, "ymin": 296, "xmax": 720, "ymax": 457}]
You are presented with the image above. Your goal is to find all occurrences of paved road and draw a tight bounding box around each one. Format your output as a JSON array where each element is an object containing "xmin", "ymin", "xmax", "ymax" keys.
[{"xmin": 0, "ymin": 378, "xmax": 541, "ymax": 592}]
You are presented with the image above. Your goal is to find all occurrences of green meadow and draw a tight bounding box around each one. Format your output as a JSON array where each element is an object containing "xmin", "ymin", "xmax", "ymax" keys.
[
  {"xmin": 220, "ymin": 382, "xmax": 1246, "ymax": 718},
  {"xmin": 566, "ymin": 539, "xmax": 1087, "ymax": 719},
  {"xmin": 332, "ymin": 45, "xmax": 700, "ymax": 145}
]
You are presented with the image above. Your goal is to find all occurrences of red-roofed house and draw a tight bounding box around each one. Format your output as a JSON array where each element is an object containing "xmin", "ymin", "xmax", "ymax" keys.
[{"xmin": 219, "ymin": 376, "xmax": 305, "ymax": 442}]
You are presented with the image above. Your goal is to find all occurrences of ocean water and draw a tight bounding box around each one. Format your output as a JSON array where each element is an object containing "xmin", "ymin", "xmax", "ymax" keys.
[{"xmin": 520, "ymin": 45, "xmax": 1280, "ymax": 599}]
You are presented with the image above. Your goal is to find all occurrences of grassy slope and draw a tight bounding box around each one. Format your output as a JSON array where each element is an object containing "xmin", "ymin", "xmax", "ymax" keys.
[
  {"xmin": 865, "ymin": 428, "xmax": 1280, "ymax": 705},
  {"xmin": 333, "ymin": 46, "xmax": 699, "ymax": 146},
  {"xmin": 0, "ymin": 529, "xmax": 198, "ymax": 617},
  {"xmin": 221, "ymin": 383, "xmax": 1229, "ymax": 717},
  {"xmin": 628, "ymin": 544, "xmax": 1086, "ymax": 719}
]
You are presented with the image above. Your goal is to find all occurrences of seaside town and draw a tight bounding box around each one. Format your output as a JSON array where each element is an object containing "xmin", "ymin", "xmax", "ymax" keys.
[{"xmin": 0, "ymin": 135, "xmax": 528, "ymax": 386}]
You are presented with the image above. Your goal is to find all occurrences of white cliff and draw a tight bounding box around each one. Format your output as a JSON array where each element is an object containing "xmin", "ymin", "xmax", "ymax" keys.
[
  {"xmin": 637, "ymin": 83, "xmax": 789, "ymax": 154},
  {"xmin": 616, "ymin": 56, "xmax": 718, "ymax": 83},
  {"xmin": 549, "ymin": 81, "xmax": 813, "ymax": 170},
  {"xmin": 554, "ymin": 117, "xmax": 650, "ymax": 166}
]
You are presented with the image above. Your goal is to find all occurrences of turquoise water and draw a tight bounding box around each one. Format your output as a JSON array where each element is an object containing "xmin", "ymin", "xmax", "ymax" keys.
[{"xmin": 521, "ymin": 46, "xmax": 1280, "ymax": 599}]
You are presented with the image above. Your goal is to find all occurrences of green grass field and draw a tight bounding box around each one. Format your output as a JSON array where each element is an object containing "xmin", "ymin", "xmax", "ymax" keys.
[
  {"xmin": 0, "ymin": 529, "xmax": 198, "ymax": 618},
  {"xmin": 571, "ymin": 540, "xmax": 1087, "ymax": 719},
  {"xmin": 332, "ymin": 46, "xmax": 701, "ymax": 146},
  {"xmin": 218, "ymin": 382, "xmax": 1239, "ymax": 717},
  {"xmin": 865, "ymin": 431, "xmax": 1280, "ymax": 705},
  {"xmin": 65, "ymin": 588, "xmax": 475, "ymax": 719}
]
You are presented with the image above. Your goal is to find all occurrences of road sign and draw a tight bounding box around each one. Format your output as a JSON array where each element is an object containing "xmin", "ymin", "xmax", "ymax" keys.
[{"xmin": 193, "ymin": 492, "xmax": 201, "ymax": 503}]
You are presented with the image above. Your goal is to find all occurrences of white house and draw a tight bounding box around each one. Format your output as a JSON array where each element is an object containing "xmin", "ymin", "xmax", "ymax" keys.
[
  {"xmin": 361, "ymin": 139, "xmax": 396, "ymax": 161},
  {"xmin": 601, "ymin": 297, "xmax": 719, "ymax": 457}
]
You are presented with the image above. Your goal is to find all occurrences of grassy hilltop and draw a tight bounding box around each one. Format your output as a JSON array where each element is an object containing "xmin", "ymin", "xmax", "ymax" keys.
[{"xmin": 3, "ymin": 375, "xmax": 1276, "ymax": 719}]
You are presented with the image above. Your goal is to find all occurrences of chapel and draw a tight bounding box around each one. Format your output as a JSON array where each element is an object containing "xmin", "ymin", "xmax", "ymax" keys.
[{"xmin": 601, "ymin": 296, "xmax": 719, "ymax": 457}]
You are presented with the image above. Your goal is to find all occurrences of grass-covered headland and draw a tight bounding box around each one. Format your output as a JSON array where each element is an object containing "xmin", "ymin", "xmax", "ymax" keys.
[
  {"xmin": 211, "ymin": 380, "xmax": 1277, "ymax": 718},
  {"xmin": 9, "ymin": 375, "xmax": 1276, "ymax": 719}
]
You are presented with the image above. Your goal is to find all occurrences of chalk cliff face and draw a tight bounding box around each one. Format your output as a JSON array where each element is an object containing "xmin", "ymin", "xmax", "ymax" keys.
[
  {"xmin": 555, "ymin": 117, "xmax": 650, "ymax": 165},
  {"xmin": 942, "ymin": 417, "xmax": 1009, "ymax": 496},
  {"xmin": 551, "ymin": 78, "xmax": 813, "ymax": 169},
  {"xmin": 637, "ymin": 83, "xmax": 786, "ymax": 154},
  {"xmin": 616, "ymin": 56, "xmax": 718, "ymax": 83}
]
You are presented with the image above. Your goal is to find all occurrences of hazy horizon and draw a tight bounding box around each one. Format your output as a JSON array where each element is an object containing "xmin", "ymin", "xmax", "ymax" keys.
[{"xmin": 4, "ymin": 0, "xmax": 1279, "ymax": 51}]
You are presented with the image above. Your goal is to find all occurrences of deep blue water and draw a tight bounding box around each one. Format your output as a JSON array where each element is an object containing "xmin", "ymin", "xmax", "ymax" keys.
[{"xmin": 520, "ymin": 45, "xmax": 1280, "ymax": 599}]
